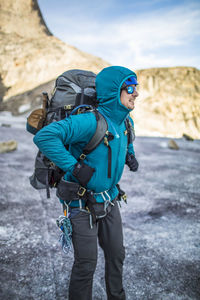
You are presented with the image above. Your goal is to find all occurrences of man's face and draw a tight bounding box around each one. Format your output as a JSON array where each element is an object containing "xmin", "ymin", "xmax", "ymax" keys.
[{"xmin": 120, "ymin": 85, "xmax": 139, "ymax": 110}]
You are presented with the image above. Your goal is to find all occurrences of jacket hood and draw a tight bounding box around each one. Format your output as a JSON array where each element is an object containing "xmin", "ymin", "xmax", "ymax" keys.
[{"xmin": 95, "ymin": 66, "xmax": 137, "ymax": 124}]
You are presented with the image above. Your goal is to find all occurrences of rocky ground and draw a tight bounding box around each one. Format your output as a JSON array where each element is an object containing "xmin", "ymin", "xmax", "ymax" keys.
[
  {"xmin": 1, "ymin": 0, "xmax": 200, "ymax": 141},
  {"xmin": 0, "ymin": 113, "xmax": 200, "ymax": 300}
]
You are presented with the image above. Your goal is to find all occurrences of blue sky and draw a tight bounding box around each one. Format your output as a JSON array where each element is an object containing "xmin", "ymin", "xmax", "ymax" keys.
[{"xmin": 38, "ymin": 0, "xmax": 200, "ymax": 70}]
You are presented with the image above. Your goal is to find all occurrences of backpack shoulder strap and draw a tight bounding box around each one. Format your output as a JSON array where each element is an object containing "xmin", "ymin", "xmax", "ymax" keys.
[
  {"xmin": 78, "ymin": 110, "xmax": 108, "ymax": 160},
  {"xmin": 125, "ymin": 117, "xmax": 135, "ymax": 145}
]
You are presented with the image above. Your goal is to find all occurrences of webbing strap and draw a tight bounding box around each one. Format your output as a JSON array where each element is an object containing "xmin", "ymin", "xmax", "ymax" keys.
[
  {"xmin": 107, "ymin": 145, "xmax": 112, "ymax": 178},
  {"xmin": 104, "ymin": 132, "xmax": 114, "ymax": 178},
  {"xmin": 80, "ymin": 88, "xmax": 85, "ymax": 105},
  {"xmin": 125, "ymin": 118, "xmax": 131, "ymax": 145},
  {"xmin": 125, "ymin": 117, "xmax": 135, "ymax": 144},
  {"xmin": 46, "ymin": 171, "xmax": 50, "ymax": 199}
]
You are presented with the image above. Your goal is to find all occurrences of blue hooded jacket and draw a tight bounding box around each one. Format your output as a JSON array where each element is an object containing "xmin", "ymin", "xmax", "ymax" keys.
[{"xmin": 33, "ymin": 66, "xmax": 137, "ymax": 205}]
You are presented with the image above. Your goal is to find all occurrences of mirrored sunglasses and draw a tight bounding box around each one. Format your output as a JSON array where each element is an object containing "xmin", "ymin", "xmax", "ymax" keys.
[{"xmin": 124, "ymin": 86, "xmax": 137, "ymax": 94}]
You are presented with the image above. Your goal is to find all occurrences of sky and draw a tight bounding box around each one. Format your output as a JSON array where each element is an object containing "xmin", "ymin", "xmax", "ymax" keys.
[{"xmin": 38, "ymin": 0, "xmax": 200, "ymax": 70}]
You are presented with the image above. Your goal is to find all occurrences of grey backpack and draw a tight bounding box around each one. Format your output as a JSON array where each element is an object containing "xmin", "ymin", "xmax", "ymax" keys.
[{"xmin": 27, "ymin": 69, "xmax": 108, "ymax": 198}]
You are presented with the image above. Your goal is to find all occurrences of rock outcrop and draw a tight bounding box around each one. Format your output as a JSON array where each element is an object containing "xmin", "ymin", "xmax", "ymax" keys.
[
  {"xmin": 0, "ymin": 0, "xmax": 109, "ymax": 101},
  {"xmin": 132, "ymin": 67, "xmax": 200, "ymax": 139},
  {"xmin": 1, "ymin": 125, "xmax": 200, "ymax": 300}
]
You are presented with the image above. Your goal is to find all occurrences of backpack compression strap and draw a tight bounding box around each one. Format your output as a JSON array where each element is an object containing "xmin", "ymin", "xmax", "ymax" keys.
[{"xmin": 125, "ymin": 117, "xmax": 135, "ymax": 145}]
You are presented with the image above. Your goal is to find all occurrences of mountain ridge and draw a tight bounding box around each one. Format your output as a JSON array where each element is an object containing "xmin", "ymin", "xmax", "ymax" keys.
[
  {"xmin": 0, "ymin": 0, "xmax": 109, "ymax": 101},
  {"xmin": 132, "ymin": 66, "xmax": 200, "ymax": 138}
]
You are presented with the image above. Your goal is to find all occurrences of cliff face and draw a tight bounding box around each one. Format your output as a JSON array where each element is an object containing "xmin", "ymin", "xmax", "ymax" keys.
[
  {"xmin": 0, "ymin": 0, "xmax": 109, "ymax": 101},
  {"xmin": 0, "ymin": 0, "xmax": 52, "ymax": 38},
  {"xmin": 133, "ymin": 67, "xmax": 200, "ymax": 139}
]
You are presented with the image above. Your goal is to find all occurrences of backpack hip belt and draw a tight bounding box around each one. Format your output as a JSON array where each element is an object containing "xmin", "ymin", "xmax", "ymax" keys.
[
  {"xmin": 57, "ymin": 177, "xmax": 98, "ymax": 225},
  {"xmin": 56, "ymin": 178, "xmax": 88, "ymax": 202}
]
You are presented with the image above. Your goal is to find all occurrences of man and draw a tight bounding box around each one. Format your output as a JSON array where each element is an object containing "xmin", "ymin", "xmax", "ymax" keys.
[{"xmin": 33, "ymin": 66, "xmax": 139, "ymax": 300}]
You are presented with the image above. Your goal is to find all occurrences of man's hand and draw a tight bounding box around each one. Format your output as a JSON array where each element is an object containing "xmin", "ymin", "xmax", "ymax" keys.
[
  {"xmin": 72, "ymin": 162, "xmax": 95, "ymax": 186},
  {"xmin": 126, "ymin": 153, "xmax": 139, "ymax": 172}
]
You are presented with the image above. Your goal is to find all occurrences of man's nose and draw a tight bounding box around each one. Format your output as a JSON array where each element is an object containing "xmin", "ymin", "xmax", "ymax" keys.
[{"xmin": 134, "ymin": 90, "xmax": 139, "ymax": 97}]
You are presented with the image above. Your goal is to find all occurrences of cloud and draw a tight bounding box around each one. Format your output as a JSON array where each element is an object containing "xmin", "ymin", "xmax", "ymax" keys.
[
  {"xmin": 114, "ymin": 4, "xmax": 200, "ymax": 68},
  {"xmin": 39, "ymin": 0, "xmax": 200, "ymax": 69}
]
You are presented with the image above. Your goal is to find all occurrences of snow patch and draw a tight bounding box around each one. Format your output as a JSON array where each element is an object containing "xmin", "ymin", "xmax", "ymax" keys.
[{"xmin": 18, "ymin": 103, "xmax": 31, "ymax": 114}]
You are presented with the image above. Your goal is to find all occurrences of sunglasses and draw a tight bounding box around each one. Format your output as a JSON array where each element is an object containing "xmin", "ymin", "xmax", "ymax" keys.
[{"xmin": 122, "ymin": 86, "xmax": 137, "ymax": 94}]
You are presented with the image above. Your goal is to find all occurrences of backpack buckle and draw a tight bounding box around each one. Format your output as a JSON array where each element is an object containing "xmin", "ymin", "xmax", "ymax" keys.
[
  {"xmin": 77, "ymin": 108, "xmax": 83, "ymax": 114},
  {"xmin": 79, "ymin": 153, "xmax": 86, "ymax": 160},
  {"xmin": 64, "ymin": 105, "xmax": 72, "ymax": 110},
  {"xmin": 77, "ymin": 186, "xmax": 86, "ymax": 197},
  {"xmin": 104, "ymin": 137, "xmax": 109, "ymax": 147}
]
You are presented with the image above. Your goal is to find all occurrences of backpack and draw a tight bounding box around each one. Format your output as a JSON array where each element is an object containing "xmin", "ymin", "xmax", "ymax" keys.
[
  {"xmin": 26, "ymin": 69, "xmax": 99, "ymax": 135},
  {"xmin": 27, "ymin": 69, "xmax": 134, "ymax": 198}
]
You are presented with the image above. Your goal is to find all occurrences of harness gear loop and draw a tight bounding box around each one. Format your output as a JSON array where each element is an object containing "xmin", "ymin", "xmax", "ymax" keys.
[
  {"xmin": 117, "ymin": 201, "xmax": 122, "ymax": 208},
  {"xmin": 104, "ymin": 191, "xmax": 114, "ymax": 206},
  {"xmin": 89, "ymin": 214, "xmax": 93, "ymax": 229},
  {"xmin": 63, "ymin": 202, "xmax": 69, "ymax": 217},
  {"xmin": 79, "ymin": 199, "xmax": 83, "ymax": 209},
  {"xmin": 100, "ymin": 191, "xmax": 114, "ymax": 213}
]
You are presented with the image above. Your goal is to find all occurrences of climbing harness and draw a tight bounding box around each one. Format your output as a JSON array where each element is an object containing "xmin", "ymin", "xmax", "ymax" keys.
[
  {"xmin": 56, "ymin": 185, "xmax": 127, "ymax": 252},
  {"xmin": 56, "ymin": 178, "xmax": 127, "ymax": 239}
]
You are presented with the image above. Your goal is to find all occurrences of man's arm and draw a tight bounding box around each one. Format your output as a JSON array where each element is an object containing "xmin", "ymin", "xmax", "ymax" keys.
[
  {"xmin": 33, "ymin": 113, "xmax": 97, "ymax": 173},
  {"xmin": 126, "ymin": 116, "xmax": 139, "ymax": 172}
]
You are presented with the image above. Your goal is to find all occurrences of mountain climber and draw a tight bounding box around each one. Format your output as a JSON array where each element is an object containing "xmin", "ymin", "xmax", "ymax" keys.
[{"xmin": 33, "ymin": 66, "xmax": 139, "ymax": 300}]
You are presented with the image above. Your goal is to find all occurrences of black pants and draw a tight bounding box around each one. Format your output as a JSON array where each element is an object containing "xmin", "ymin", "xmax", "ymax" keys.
[{"xmin": 68, "ymin": 200, "xmax": 126, "ymax": 300}]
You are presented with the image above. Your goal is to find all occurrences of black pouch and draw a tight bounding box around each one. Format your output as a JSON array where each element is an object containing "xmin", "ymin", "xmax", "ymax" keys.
[
  {"xmin": 56, "ymin": 178, "xmax": 84, "ymax": 202},
  {"xmin": 29, "ymin": 151, "xmax": 64, "ymax": 189}
]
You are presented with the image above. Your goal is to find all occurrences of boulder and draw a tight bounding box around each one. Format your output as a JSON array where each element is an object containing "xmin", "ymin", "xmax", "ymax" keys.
[
  {"xmin": 168, "ymin": 139, "xmax": 179, "ymax": 150},
  {"xmin": 182, "ymin": 133, "xmax": 194, "ymax": 141},
  {"xmin": 0, "ymin": 140, "xmax": 17, "ymax": 153}
]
